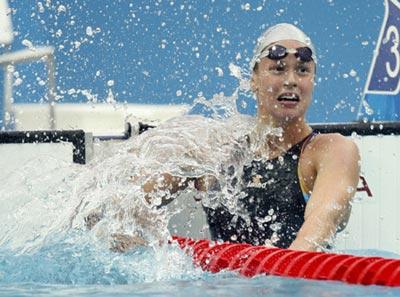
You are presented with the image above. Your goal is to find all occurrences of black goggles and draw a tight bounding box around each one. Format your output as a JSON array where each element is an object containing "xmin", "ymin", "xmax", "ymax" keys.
[{"xmin": 260, "ymin": 44, "xmax": 314, "ymax": 63}]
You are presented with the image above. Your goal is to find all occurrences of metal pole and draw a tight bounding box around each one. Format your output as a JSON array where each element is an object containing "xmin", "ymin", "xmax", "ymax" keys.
[
  {"xmin": 47, "ymin": 55, "xmax": 56, "ymax": 130},
  {"xmin": 3, "ymin": 63, "xmax": 14, "ymax": 130}
]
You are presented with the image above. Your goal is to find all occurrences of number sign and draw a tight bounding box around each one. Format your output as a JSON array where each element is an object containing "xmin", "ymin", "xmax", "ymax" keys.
[{"xmin": 365, "ymin": 0, "xmax": 400, "ymax": 95}]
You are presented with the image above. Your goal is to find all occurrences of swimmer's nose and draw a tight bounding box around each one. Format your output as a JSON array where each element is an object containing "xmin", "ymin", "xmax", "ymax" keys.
[{"xmin": 283, "ymin": 71, "xmax": 298, "ymax": 89}]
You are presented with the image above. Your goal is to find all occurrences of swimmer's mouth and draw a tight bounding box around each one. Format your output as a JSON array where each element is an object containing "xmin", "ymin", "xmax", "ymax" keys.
[{"xmin": 277, "ymin": 93, "xmax": 300, "ymax": 102}]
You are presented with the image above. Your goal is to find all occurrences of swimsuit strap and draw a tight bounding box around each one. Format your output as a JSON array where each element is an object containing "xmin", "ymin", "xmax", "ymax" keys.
[
  {"xmin": 300, "ymin": 131, "xmax": 318, "ymax": 154},
  {"xmin": 298, "ymin": 131, "xmax": 318, "ymax": 197}
]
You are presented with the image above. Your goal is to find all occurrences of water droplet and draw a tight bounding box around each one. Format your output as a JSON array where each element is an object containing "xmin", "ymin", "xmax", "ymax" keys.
[
  {"xmin": 57, "ymin": 5, "xmax": 66, "ymax": 13},
  {"xmin": 37, "ymin": 2, "xmax": 45, "ymax": 13},
  {"xmin": 86, "ymin": 26, "xmax": 93, "ymax": 37},
  {"xmin": 106, "ymin": 89, "xmax": 115, "ymax": 104},
  {"xmin": 228, "ymin": 63, "xmax": 242, "ymax": 80},
  {"xmin": 270, "ymin": 223, "xmax": 282, "ymax": 232},
  {"xmin": 22, "ymin": 39, "xmax": 35, "ymax": 51},
  {"xmin": 346, "ymin": 186, "xmax": 354, "ymax": 194},
  {"xmin": 241, "ymin": 3, "xmax": 251, "ymax": 11},
  {"xmin": 349, "ymin": 69, "xmax": 357, "ymax": 77},
  {"xmin": 4, "ymin": 112, "xmax": 11, "ymax": 121},
  {"xmin": 362, "ymin": 100, "xmax": 374, "ymax": 115},
  {"xmin": 13, "ymin": 78, "xmax": 23, "ymax": 87},
  {"xmin": 351, "ymin": 131, "xmax": 359, "ymax": 139},
  {"xmin": 55, "ymin": 29, "xmax": 63, "ymax": 38},
  {"xmin": 73, "ymin": 41, "xmax": 81, "ymax": 49},
  {"xmin": 215, "ymin": 67, "xmax": 223, "ymax": 77}
]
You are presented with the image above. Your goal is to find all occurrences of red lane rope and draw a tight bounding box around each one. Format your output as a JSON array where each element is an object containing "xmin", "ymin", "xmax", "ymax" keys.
[
  {"xmin": 171, "ymin": 236, "xmax": 400, "ymax": 287},
  {"xmin": 208, "ymin": 244, "xmax": 248, "ymax": 273},
  {"xmin": 227, "ymin": 245, "xmax": 264, "ymax": 271}
]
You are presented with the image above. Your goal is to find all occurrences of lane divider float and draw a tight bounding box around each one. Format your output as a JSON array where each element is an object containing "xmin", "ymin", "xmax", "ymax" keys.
[{"xmin": 171, "ymin": 236, "xmax": 400, "ymax": 286}]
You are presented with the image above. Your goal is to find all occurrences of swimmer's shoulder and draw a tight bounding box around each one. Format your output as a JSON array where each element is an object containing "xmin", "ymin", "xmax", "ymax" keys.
[{"xmin": 303, "ymin": 132, "xmax": 359, "ymax": 165}]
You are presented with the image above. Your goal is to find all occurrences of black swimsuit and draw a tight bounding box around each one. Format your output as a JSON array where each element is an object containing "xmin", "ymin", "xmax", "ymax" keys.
[{"xmin": 204, "ymin": 133, "xmax": 315, "ymax": 248}]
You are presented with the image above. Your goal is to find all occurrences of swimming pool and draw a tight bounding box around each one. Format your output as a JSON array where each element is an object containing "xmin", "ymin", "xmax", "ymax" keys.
[
  {"xmin": 0, "ymin": 225, "xmax": 399, "ymax": 297},
  {"xmin": 1, "ymin": 119, "xmax": 400, "ymax": 297},
  {"xmin": 0, "ymin": 239, "xmax": 399, "ymax": 297}
]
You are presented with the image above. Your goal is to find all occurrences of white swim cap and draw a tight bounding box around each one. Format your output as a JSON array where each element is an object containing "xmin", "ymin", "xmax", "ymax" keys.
[{"xmin": 250, "ymin": 23, "xmax": 317, "ymax": 71}]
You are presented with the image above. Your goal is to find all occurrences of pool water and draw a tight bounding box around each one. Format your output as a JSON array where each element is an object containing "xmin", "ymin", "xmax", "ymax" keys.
[
  {"xmin": 1, "ymin": 116, "xmax": 400, "ymax": 297},
  {"xmin": 0, "ymin": 230, "xmax": 399, "ymax": 297},
  {"xmin": 0, "ymin": 267, "xmax": 400, "ymax": 297}
]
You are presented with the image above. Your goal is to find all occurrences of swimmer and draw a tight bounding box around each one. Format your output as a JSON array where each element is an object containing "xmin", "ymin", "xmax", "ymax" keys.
[
  {"xmin": 203, "ymin": 23, "xmax": 360, "ymax": 251},
  {"xmin": 144, "ymin": 23, "xmax": 359, "ymax": 252}
]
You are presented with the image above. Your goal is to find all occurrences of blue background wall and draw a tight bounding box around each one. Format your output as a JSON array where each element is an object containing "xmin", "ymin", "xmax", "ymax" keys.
[{"xmin": 0, "ymin": 0, "xmax": 389, "ymax": 126}]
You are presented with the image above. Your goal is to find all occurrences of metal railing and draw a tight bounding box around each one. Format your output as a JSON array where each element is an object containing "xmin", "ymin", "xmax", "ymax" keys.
[{"xmin": 1, "ymin": 46, "xmax": 56, "ymax": 130}]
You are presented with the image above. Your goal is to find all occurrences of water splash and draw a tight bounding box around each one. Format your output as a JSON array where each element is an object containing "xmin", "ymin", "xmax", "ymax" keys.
[
  {"xmin": 0, "ymin": 230, "xmax": 204, "ymax": 285},
  {"xmin": 0, "ymin": 55, "xmax": 292, "ymax": 283}
]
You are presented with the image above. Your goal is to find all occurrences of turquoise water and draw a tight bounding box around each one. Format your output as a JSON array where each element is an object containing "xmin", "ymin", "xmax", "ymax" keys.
[
  {"xmin": 0, "ymin": 232, "xmax": 399, "ymax": 297},
  {"xmin": 1, "ymin": 270, "xmax": 400, "ymax": 297},
  {"xmin": 1, "ymin": 276, "xmax": 400, "ymax": 297}
]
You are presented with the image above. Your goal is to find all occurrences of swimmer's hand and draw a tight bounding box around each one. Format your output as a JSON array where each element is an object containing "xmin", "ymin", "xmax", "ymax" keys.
[{"xmin": 110, "ymin": 233, "xmax": 148, "ymax": 253}]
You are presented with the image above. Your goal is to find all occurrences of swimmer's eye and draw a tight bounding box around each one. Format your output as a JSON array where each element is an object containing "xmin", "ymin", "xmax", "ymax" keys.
[
  {"xmin": 269, "ymin": 64, "xmax": 286, "ymax": 74},
  {"xmin": 296, "ymin": 64, "xmax": 312, "ymax": 75}
]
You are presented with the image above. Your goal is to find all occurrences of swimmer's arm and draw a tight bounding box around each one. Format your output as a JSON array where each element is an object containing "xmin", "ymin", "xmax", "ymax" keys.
[{"xmin": 289, "ymin": 135, "xmax": 360, "ymax": 251}]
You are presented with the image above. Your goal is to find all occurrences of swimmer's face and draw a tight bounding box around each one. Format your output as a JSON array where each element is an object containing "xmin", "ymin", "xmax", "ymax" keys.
[{"xmin": 251, "ymin": 39, "xmax": 316, "ymax": 124}]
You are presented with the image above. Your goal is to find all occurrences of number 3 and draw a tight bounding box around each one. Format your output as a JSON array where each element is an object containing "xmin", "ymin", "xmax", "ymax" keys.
[{"xmin": 385, "ymin": 25, "xmax": 400, "ymax": 78}]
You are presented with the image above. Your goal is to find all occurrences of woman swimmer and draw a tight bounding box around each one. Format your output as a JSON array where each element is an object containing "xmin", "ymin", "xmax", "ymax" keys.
[{"xmin": 203, "ymin": 23, "xmax": 360, "ymax": 251}]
